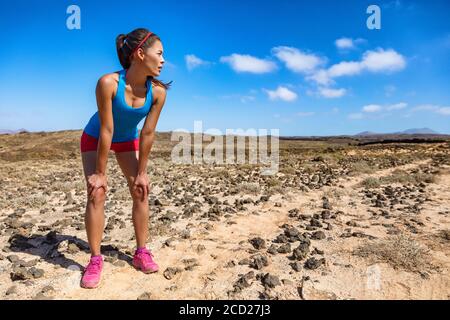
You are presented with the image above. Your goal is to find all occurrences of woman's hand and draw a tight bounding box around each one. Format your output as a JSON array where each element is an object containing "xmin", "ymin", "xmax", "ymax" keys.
[
  {"xmin": 132, "ymin": 172, "xmax": 150, "ymax": 202},
  {"xmin": 87, "ymin": 173, "xmax": 108, "ymax": 201}
]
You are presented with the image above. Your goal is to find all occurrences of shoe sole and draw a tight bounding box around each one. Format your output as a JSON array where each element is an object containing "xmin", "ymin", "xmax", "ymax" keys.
[
  {"xmin": 80, "ymin": 277, "xmax": 102, "ymax": 289},
  {"xmin": 133, "ymin": 264, "xmax": 159, "ymax": 274}
]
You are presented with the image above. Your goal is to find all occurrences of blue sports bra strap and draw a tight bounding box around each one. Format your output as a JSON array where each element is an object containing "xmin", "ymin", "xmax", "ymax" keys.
[
  {"xmin": 146, "ymin": 77, "xmax": 153, "ymax": 102},
  {"xmin": 116, "ymin": 70, "xmax": 126, "ymax": 96}
]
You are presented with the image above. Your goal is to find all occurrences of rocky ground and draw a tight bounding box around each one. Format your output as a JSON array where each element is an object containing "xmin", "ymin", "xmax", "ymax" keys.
[{"xmin": 0, "ymin": 130, "xmax": 449, "ymax": 300}]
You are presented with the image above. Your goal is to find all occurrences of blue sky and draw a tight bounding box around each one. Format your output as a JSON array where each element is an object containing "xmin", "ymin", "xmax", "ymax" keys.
[{"xmin": 0, "ymin": 0, "xmax": 449, "ymax": 136}]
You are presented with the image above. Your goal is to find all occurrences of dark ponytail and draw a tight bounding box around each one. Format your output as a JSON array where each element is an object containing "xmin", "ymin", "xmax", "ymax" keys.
[
  {"xmin": 116, "ymin": 33, "xmax": 132, "ymax": 69},
  {"xmin": 115, "ymin": 28, "xmax": 172, "ymax": 90}
]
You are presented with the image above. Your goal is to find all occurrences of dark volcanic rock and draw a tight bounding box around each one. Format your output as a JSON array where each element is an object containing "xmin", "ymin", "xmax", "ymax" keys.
[
  {"xmin": 261, "ymin": 273, "xmax": 281, "ymax": 289},
  {"xmin": 249, "ymin": 237, "xmax": 266, "ymax": 250},
  {"xmin": 304, "ymin": 257, "xmax": 325, "ymax": 270},
  {"xmin": 277, "ymin": 243, "xmax": 291, "ymax": 254},
  {"xmin": 249, "ymin": 254, "xmax": 269, "ymax": 270},
  {"xmin": 163, "ymin": 267, "xmax": 182, "ymax": 280},
  {"xmin": 311, "ymin": 231, "xmax": 326, "ymax": 240},
  {"xmin": 292, "ymin": 242, "xmax": 310, "ymax": 261}
]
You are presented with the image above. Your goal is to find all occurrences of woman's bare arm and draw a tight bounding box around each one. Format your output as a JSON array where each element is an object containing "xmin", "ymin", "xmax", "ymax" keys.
[
  {"xmin": 95, "ymin": 74, "xmax": 116, "ymax": 175},
  {"xmin": 137, "ymin": 84, "xmax": 167, "ymax": 174}
]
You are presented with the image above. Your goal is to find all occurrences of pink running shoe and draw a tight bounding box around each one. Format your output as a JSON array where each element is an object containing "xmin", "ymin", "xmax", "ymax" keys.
[
  {"xmin": 81, "ymin": 255, "xmax": 103, "ymax": 289},
  {"xmin": 132, "ymin": 248, "xmax": 159, "ymax": 273}
]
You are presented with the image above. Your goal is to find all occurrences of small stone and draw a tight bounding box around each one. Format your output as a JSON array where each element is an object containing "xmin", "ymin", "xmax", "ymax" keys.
[
  {"xmin": 267, "ymin": 244, "xmax": 278, "ymax": 255},
  {"xmin": 195, "ymin": 244, "xmax": 206, "ymax": 253},
  {"xmin": 290, "ymin": 261, "xmax": 302, "ymax": 272},
  {"xmin": 29, "ymin": 267, "xmax": 45, "ymax": 279},
  {"xmin": 261, "ymin": 273, "xmax": 281, "ymax": 288},
  {"xmin": 20, "ymin": 259, "xmax": 38, "ymax": 268},
  {"xmin": 164, "ymin": 237, "xmax": 177, "ymax": 247},
  {"xmin": 311, "ymin": 231, "xmax": 326, "ymax": 240},
  {"xmin": 274, "ymin": 234, "xmax": 290, "ymax": 243},
  {"xmin": 312, "ymin": 248, "xmax": 324, "ymax": 255},
  {"xmin": 163, "ymin": 267, "xmax": 182, "ymax": 280},
  {"xmin": 67, "ymin": 243, "xmax": 80, "ymax": 254},
  {"xmin": 277, "ymin": 243, "xmax": 291, "ymax": 254},
  {"xmin": 137, "ymin": 292, "xmax": 152, "ymax": 300},
  {"xmin": 310, "ymin": 218, "xmax": 322, "ymax": 228},
  {"xmin": 322, "ymin": 198, "xmax": 332, "ymax": 210},
  {"xmin": 292, "ymin": 242, "xmax": 310, "ymax": 261},
  {"xmin": 41, "ymin": 286, "xmax": 55, "ymax": 294},
  {"xmin": 249, "ymin": 237, "xmax": 266, "ymax": 250},
  {"xmin": 249, "ymin": 254, "xmax": 269, "ymax": 270},
  {"xmin": 304, "ymin": 257, "xmax": 325, "ymax": 270},
  {"xmin": 234, "ymin": 271, "xmax": 255, "ymax": 290},
  {"xmin": 7, "ymin": 255, "xmax": 20, "ymax": 263},
  {"xmin": 321, "ymin": 210, "xmax": 331, "ymax": 219},
  {"xmin": 10, "ymin": 266, "xmax": 32, "ymax": 281}
]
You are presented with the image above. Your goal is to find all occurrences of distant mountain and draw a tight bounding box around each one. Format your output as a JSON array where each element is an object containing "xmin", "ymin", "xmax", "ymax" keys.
[
  {"xmin": 355, "ymin": 131, "xmax": 380, "ymax": 136},
  {"xmin": 394, "ymin": 128, "xmax": 439, "ymax": 135},
  {"xmin": 356, "ymin": 128, "xmax": 440, "ymax": 136},
  {"xmin": 0, "ymin": 128, "xmax": 28, "ymax": 134}
]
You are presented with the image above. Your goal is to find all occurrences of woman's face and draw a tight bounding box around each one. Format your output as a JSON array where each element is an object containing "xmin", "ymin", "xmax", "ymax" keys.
[{"xmin": 141, "ymin": 40, "xmax": 165, "ymax": 77}]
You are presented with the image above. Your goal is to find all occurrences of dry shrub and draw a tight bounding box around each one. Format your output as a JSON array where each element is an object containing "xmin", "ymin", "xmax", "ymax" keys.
[
  {"xmin": 354, "ymin": 233, "xmax": 433, "ymax": 273},
  {"xmin": 237, "ymin": 182, "xmax": 261, "ymax": 195},
  {"xmin": 348, "ymin": 161, "xmax": 376, "ymax": 176},
  {"xmin": 382, "ymin": 169, "xmax": 435, "ymax": 185},
  {"xmin": 359, "ymin": 177, "xmax": 381, "ymax": 189}
]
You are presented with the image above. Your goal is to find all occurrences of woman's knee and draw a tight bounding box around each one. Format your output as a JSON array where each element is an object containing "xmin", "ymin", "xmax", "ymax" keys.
[
  {"xmin": 129, "ymin": 185, "xmax": 147, "ymax": 202},
  {"xmin": 86, "ymin": 186, "xmax": 107, "ymax": 204}
]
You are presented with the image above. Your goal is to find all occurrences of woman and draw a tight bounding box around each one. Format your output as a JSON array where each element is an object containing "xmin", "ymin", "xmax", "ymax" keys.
[{"xmin": 79, "ymin": 27, "xmax": 171, "ymax": 289}]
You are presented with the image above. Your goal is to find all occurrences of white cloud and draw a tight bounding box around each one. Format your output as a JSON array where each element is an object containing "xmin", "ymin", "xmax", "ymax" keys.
[
  {"xmin": 360, "ymin": 102, "xmax": 407, "ymax": 113},
  {"xmin": 437, "ymin": 107, "xmax": 450, "ymax": 115},
  {"xmin": 386, "ymin": 102, "xmax": 407, "ymax": 110},
  {"xmin": 307, "ymin": 48, "xmax": 406, "ymax": 86},
  {"xmin": 327, "ymin": 61, "xmax": 363, "ymax": 77},
  {"xmin": 318, "ymin": 87, "xmax": 347, "ymax": 98},
  {"xmin": 220, "ymin": 54, "xmax": 277, "ymax": 74},
  {"xmin": 412, "ymin": 104, "xmax": 450, "ymax": 116},
  {"xmin": 335, "ymin": 38, "xmax": 355, "ymax": 49},
  {"xmin": 265, "ymin": 86, "xmax": 298, "ymax": 102},
  {"xmin": 335, "ymin": 37, "xmax": 367, "ymax": 50},
  {"xmin": 361, "ymin": 48, "xmax": 406, "ymax": 73},
  {"xmin": 185, "ymin": 54, "xmax": 210, "ymax": 71},
  {"xmin": 347, "ymin": 102, "xmax": 408, "ymax": 120},
  {"xmin": 296, "ymin": 111, "xmax": 315, "ymax": 117},
  {"xmin": 363, "ymin": 104, "xmax": 383, "ymax": 113},
  {"xmin": 307, "ymin": 69, "xmax": 334, "ymax": 86},
  {"xmin": 272, "ymin": 46, "xmax": 324, "ymax": 73}
]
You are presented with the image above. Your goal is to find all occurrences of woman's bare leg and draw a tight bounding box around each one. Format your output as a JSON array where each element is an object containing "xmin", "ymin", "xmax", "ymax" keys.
[
  {"xmin": 81, "ymin": 151, "xmax": 106, "ymax": 256},
  {"xmin": 115, "ymin": 151, "xmax": 149, "ymax": 248}
]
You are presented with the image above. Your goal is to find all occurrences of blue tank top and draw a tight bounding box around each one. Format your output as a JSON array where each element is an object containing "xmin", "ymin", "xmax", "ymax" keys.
[{"xmin": 83, "ymin": 69, "xmax": 153, "ymax": 143}]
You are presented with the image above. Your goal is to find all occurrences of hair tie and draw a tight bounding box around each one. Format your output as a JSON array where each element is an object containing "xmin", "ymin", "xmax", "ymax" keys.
[{"xmin": 131, "ymin": 32, "xmax": 153, "ymax": 56}]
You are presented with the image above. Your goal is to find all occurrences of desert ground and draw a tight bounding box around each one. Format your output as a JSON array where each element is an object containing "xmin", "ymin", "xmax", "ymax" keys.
[{"xmin": 0, "ymin": 130, "xmax": 449, "ymax": 300}]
